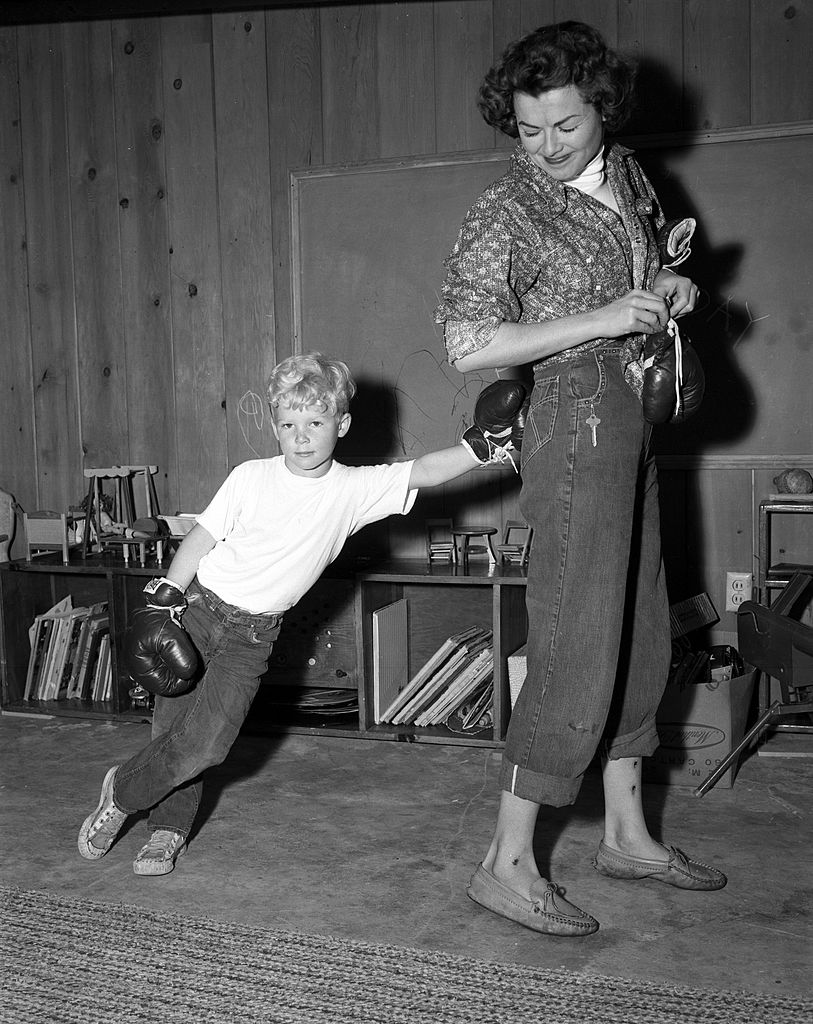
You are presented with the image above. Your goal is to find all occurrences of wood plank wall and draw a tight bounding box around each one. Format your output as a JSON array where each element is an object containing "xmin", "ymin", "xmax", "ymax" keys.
[{"xmin": 1, "ymin": 0, "xmax": 812, "ymax": 627}]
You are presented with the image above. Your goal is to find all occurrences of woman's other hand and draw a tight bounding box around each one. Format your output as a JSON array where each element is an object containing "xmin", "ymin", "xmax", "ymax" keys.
[
  {"xmin": 653, "ymin": 268, "xmax": 698, "ymax": 318},
  {"xmin": 597, "ymin": 289, "xmax": 670, "ymax": 338}
]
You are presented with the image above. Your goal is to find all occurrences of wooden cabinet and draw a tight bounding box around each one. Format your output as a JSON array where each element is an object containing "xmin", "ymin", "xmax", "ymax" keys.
[
  {"xmin": 0, "ymin": 554, "xmax": 528, "ymax": 748},
  {"xmin": 355, "ymin": 560, "xmax": 528, "ymax": 748},
  {"xmin": 0, "ymin": 555, "xmax": 153, "ymax": 721}
]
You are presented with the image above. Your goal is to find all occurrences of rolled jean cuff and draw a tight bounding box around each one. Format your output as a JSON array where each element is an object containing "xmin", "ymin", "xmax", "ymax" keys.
[
  {"xmin": 603, "ymin": 718, "xmax": 660, "ymax": 761},
  {"xmin": 498, "ymin": 758, "xmax": 582, "ymax": 808}
]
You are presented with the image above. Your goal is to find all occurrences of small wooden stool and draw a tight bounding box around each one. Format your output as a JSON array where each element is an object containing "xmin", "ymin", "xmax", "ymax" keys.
[
  {"xmin": 82, "ymin": 465, "xmax": 162, "ymax": 565},
  {"xmin": 452, "ymin": 526, "xmax": 498, "ymax": 569}
]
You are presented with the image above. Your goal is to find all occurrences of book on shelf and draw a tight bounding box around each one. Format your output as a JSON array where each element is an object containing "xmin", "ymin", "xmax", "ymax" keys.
[
  {"xmin": 379, "ymin": 626, "xmax": 492, "ymax": 727},
  {"xmin": 24, "ymin": 616, "xmax": 52, "ymax": 700},
  {"xmin": 91, "ymin": 633, "xmax": 112, "ymax": 702},
  {"xmin": 72, "ymin": 610, "xmax": 110, "ymax": 701},
  {"xmin": 23, "ymin": 596, "xmax": 71, "ymax": 700},
  {"xmin": 24, "ymin": 601, "xmax": 110, "ymax": 703},
  {"xmin": 372, "ymin": 598, "xmax": 408, "ymax": 724},
  {"xmin": 42, "ymin": 609, "xmax": 87, "ymax": 700},
  {"xmin": 66, "ymin": 603, "xmax": 108, "ymax": 699},
  {"xmin": 414, "ymin": 647, "xmax": 494, "ymax": 727}
]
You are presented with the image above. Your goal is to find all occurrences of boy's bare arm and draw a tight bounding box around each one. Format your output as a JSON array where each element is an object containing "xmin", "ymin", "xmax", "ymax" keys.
[
  {"xmin": 408, "ymin": 445, "xmax": 480, "ymax": 489},
  {"xmin": 163, "ymin": 523, "xmax": 217, "ymax": 590}
]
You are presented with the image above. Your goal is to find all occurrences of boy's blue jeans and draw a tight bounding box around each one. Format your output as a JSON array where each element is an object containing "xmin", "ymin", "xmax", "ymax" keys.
[
  {"xmin": 501, "ymin": 345, "xmax": 671, "ymax": 808},
  {"xmin": 113, "ymin": 580, "xmax": 283, "ymax": 836}
]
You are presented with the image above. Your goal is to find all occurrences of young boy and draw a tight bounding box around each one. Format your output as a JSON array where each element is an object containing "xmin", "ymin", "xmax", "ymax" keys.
[{"xmin": 78, "ymin": 353, "xmax": 526, "ymax": 875}]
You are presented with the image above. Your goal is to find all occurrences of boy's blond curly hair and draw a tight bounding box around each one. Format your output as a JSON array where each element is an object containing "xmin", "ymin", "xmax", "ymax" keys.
[{"xmin": 267, "ymin": 352, "xmax": 356, "ymax": 416}]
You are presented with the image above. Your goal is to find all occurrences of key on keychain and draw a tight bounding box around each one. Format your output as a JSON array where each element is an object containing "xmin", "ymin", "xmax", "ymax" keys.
[{"xmin": 586, "ymin": 406, "xmax": 601, "ymax": 447}]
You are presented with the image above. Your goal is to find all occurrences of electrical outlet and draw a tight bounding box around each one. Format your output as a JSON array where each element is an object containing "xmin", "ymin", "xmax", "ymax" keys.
[{"xmin": 725, "ymin": 571, "xmax": 753, "ymax": 612}]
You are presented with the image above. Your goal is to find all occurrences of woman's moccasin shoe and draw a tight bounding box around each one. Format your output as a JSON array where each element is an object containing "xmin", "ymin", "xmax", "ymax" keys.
[
  {"xmin": 593, "ymin": 840, "xmax": 727, "ymax": 891},
  {"xmin": 467, "ymin": 864, "xmax": 599, "ymax": 936}
]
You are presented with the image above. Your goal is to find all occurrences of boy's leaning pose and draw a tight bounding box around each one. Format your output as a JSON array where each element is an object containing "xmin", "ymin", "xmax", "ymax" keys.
[{"xmin": 78, "ymin": 353, "xmax": 526, "ymax": 875}]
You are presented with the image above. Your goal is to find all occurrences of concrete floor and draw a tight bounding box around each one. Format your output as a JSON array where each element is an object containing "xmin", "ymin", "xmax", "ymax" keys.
[{"xmin": 1, "ymin": 712, "xmax": 810, "ymax": 999}]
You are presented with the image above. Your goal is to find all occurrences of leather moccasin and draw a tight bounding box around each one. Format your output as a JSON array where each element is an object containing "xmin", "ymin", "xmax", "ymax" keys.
[
  {"xmin": 467, "ymin": 864, "xmax": 599, "ymax": 937},
  {"xmin": 593, "ymin": 840, "xmax": 727, "ymax": 891}
]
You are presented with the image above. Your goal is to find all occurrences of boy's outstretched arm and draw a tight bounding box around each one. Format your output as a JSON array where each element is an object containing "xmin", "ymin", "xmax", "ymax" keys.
[
  {"xmin": 408, "ymin": 380, "xmax": 529, "ymax": 489},
  {"xmin": 408, "ymin": 444, "xmax": 482, "ymax": 489},
  {"xmin": 409, "ymin": 382, "xmax": 528, "ymax": 489}
]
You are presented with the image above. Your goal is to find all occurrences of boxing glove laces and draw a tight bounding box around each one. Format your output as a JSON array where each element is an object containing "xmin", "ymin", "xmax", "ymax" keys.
[{"xmin": 462, "ymin": 380, "xmax": 529, "ymax": 471}]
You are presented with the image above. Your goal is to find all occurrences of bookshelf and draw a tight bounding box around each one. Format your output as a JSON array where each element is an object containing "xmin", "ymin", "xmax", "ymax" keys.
[
  {"xmin": 0, "ymin": 553, "xmax": 360, "ymax": 734},
  {"xmin": 1, "ymin": 554, "xmax": 528, "ymax": 749},
  {"xmin": 355, "ymin": 560, "xmax": 529, "ymax": 748}
]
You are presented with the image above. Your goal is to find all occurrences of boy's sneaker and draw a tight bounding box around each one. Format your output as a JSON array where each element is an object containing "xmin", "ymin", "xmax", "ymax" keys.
[
  {"xmin": 133, "ymin": 829, "xmax": 186, "ymax": 876},
  {"xmin": 78, "ymin": 766, "xmax": 128, "ymax": 860}
]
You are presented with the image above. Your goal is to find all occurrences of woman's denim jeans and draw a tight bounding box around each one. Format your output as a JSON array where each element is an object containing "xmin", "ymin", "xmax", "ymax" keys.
[
  {"xmin": 113, "ymin": 580, "xmax": 282, "ymax": 836},
  {"xmin": 501, "ymin": 346, "xmax": 671, "ymax": 807}
]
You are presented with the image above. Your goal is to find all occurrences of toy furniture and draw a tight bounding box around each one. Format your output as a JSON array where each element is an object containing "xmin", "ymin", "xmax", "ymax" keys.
[{"xmin": 24, "ymin": 512, "xmax": 80, "ymax": 565}]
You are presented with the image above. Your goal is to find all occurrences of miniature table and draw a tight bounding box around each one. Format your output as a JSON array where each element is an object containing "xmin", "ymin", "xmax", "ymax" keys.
[{"xmin": 452, "ymin": 526, "xmax": 498, "ymax": 568}]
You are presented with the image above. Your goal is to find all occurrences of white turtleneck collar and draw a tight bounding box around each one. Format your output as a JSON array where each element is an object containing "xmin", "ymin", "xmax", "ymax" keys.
[{"xmin": 567, "ymin": 146, "xmax": 619, "ymax": 213}]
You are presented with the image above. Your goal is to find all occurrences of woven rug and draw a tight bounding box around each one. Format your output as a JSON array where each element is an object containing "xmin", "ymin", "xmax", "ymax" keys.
[{"xmin": 1, "ymin": 886, "xmax": 810, "ymax": 1024}]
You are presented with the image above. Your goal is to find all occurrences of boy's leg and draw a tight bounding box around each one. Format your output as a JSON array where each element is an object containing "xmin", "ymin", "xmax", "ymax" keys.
[
  {"xmin": 115, "ymin": 588, "xmax": 282, "ymax": 833},
  {"xmin": 78, "ymin": 583, "xmax": 281, "ymax": 859}
]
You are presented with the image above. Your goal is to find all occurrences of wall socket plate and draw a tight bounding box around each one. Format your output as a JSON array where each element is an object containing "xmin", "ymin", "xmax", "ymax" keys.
[{"xmin": 725, "ymin": 571, "xmax": 754, "ymax": 612}]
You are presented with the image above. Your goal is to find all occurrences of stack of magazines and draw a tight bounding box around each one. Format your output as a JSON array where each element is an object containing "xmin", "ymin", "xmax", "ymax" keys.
[{"xmin": 377, "ymin": 626, "xmax": 493, "ymax": 728}]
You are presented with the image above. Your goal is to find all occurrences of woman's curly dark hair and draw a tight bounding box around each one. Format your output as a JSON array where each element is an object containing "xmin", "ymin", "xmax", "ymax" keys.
[{"xmin": 478, "ymin": 21, "xmax": 637, "ymax": 137}]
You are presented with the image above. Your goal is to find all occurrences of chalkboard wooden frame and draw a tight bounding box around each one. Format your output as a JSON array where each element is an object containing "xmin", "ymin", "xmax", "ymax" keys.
[{"xmin": 291, "ymin": 123, "xmax": 813, "ymax": 467}]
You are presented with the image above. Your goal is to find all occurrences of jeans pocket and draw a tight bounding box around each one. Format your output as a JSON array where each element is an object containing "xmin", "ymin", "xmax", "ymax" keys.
[
  {"xmin": 521, "ymin": 375, "xmax": 559, "ymax": 469},
  {"xmin": 567, "ymin": 351, "xmax": 608, "ymax": 405},
  {"xmin": 227, "ymin": 617, "xmax": 282, "ymax": 648}
]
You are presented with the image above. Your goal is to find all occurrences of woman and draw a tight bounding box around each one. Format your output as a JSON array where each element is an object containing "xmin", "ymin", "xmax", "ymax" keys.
[{"xmin": 435, "ymin": 21, "xmax": 725, "ymax": 937}]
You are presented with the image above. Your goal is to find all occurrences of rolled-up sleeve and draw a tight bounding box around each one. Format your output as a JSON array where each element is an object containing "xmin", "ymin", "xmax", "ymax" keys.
[{"xmin": 434, "ymin": 203, "xmax": 522, "ymax": 364}]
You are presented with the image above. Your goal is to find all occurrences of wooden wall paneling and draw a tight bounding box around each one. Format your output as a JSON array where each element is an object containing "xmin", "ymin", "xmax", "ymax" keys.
[
  {"xmin": 161, "ymin": 15, "xmax": 229, "ymax": 512},
  {"xmin": 266, "ymin": 6, "xmax": 322, "ymax": 363},
  {"xmin": 492, "ymin": 0, "xmax": 557, "ymax": 62},
  {"xmin": 618, "ymin": 0, "xmax": 685, "ymax": 136},
  {"xmin": 750, "ymin": 0, "xmax": 813, "ymax": 125},
  {"xmin": 319, "ymin": 5, "xmax": 380, "ymax": 164},
  {"xmin": 657, "ymin": 467, "xmax": 689, "ymax": 601},
  {"xmin": 0, "ymin": 27, "xmax": 37, "ymax": 549},
  {"xmin": 17, "ymin": 25, "xmax": 82, "ymax": 513},
  {"xmin": 212, "ymin": 11, "xmax": 278, "ymax": 469},
  {"xmin": 684, "ymin": 467, "xmax": 755, "ymax": 633},
  {"xmin": 111, "ymin": 18, "xmax": 178, "ymax": 516},
  {"xmin": 376, "ymin": 2, "xmax": 436, "ymax": 158},
  {"xmin": 682, "ymin": 0, "xmax": 750, "ymax": 131},
  {"xmin": 553, "ymin": 0, "xmax": 617, "ymax": 42},
  {"xmin": 433, "ymin": 0, "xmax": 495, "ymax": 153},
  {"xmin": 64, "ymin": 21, "xmax": 130, "ymax": 476}
]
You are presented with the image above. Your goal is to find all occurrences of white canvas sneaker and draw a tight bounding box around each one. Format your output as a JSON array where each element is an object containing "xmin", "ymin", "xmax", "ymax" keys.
[{"xmin": 133, "ymin": 829, "xmax": 187, "ymax": 876}]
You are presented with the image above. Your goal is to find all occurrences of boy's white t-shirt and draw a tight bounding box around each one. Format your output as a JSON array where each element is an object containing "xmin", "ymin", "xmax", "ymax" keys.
[{"xmin": 195, "ymin": 457, "xmax": 417, "ymax": 613}]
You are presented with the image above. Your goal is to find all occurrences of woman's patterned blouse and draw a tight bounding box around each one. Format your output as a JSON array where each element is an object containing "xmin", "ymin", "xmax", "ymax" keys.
[{"xmin": 434, "ymin": 142, "xmax": 666, "ymax": 395}]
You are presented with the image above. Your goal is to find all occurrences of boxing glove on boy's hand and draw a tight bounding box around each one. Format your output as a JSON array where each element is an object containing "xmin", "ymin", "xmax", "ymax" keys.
[
  {"xmin": 462, "ymin": 380, "xmax": 528, "ymax": 465},
  {"xmin": 124, "ymin": 577, "xmax": 199, "ymax": 698},
  {"xmin": 642, "ymin": 321, "xmax": 705, "ymax": 424}
]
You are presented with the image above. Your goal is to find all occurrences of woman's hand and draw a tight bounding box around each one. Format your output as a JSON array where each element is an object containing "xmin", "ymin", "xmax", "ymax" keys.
[
  {"xmin": 596, "ymin": 289, "xmax": 671, "ymax": 338},
  {"xmin": 653, "ymin": 268, "xmax": 698, "ymax": 318}
]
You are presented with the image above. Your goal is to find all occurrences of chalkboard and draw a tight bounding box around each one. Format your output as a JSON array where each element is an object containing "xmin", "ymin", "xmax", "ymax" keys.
[{"xmin": 291, "ymin": 127, "xmax": 813, "ymax": 462}]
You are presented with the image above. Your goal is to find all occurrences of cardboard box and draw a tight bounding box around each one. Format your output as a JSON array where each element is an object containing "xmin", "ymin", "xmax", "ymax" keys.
[{"xmin": 646, "ymin": 666, "xmax": 757, "ymax": 789}]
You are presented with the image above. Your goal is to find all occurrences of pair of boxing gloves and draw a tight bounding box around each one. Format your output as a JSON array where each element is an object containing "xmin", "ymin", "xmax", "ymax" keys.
[
  {"xmin": 642, "ymin": 217, "xmax": 705, "ymax": 424},
  {"xmin": 124, "ymin": 380, "xmax": 529, "ymax": 699}
]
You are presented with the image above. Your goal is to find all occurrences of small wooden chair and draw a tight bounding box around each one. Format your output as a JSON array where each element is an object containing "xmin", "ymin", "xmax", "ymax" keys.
[
  {"xmin": 496, "ymin": 520, "xmax": 534, "ymax": 566},
  {"xmin": 425, "ymin": 519, "xmax": 455, "ymax": 562},
  {"xmin": 24, "ymin": 511, "xmax": 79, "ymax": 565}
]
